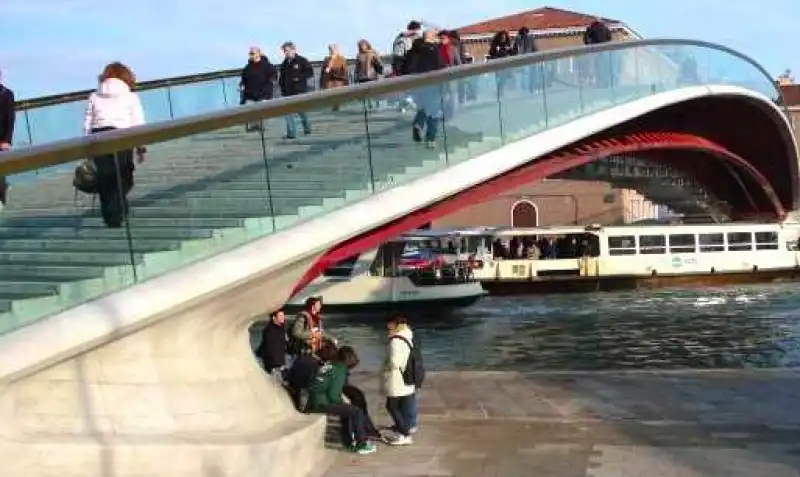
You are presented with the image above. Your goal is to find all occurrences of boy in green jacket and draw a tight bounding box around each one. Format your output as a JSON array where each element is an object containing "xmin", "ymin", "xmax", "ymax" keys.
[{"xmin": 308, "ymin": 346, "xmax": 376, "ymax": 455}]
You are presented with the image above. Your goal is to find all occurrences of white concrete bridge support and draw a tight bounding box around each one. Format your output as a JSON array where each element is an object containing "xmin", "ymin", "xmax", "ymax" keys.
[{"xmin": 0, "ymin": 256, "xmax": 329, "ymax": 477}]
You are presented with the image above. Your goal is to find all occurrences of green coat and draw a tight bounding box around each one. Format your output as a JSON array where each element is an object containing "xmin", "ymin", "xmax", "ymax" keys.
[{"xmin": 308, "ymin": 362, "xmax": 348, "ymax": 411}]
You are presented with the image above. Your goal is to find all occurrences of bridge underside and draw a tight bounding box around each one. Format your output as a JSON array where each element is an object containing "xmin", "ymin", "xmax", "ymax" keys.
[
  {"xmin": 298, "ymin": 95, "xmax": 798, "ymax": 287},
  {"xmin": 555, "ymin": 156, "xmax": 733, "ymax": 222}
]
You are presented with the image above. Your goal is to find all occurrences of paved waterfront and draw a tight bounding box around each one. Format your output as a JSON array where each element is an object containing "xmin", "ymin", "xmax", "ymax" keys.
[{"xmin": 323, "ymin": 370, "xmax": 800, "ymax": 476}]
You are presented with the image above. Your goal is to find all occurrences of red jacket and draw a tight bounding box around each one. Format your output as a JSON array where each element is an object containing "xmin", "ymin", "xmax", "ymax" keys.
[{"xmin": 439, "ymin": 43, "xmax": 454, "ymax": 67}]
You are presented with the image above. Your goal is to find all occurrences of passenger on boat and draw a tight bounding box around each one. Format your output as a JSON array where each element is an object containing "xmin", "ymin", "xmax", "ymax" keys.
[
  {"xmin": 290, "ymin": 297, "xmax": 336, "ymax": 356},
  {"xmin": 538, "ymin": 237, "xmax": 556, "ymax": 259},
  {"xmin": 509, "ymin": 237, "xmax": 521, "ymax": 258},
  {"xmin": 382, "ymin": 314, "xmax": 419, "ymax": 446},
  {"xmin": 492, "ymin": 238, "xmax": 507, "ymax": 259},
  {"xmin": 255, "ymin": 309, "xmax": 288, "ymax": 377},
  {"xmin": 308, "ymin": 346, "xmax": 377, "ymax": 455}
]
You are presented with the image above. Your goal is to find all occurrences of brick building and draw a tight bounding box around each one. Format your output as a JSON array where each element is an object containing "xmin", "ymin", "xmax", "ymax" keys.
[
  {"xmin": 432, "ymin": 7, "xmax": 650, "ymax": 229},
  {"xmin": 456, "ymin": 7, "xmax": 639, "ymax": 61},
  {"xmin": 779, "ymin": 83, "xmax": 800, "ymax": 142}
]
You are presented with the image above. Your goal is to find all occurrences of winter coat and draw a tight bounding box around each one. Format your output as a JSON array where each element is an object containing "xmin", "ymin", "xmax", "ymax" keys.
[{"xmin": 381, "ymin": 325, "xmax": 415, "ymax": 397}]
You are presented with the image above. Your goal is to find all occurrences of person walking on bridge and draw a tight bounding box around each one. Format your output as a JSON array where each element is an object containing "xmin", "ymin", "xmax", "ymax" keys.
[
  {"xmin": 0, "ymin": 70, "xmax": 14, "ymax": 208},
  {"xmin": 583, "ymin": 17, "xmax": 615, "ymax": 88},
  {"xmin": 279, "ymin": 41, "xmax": 313, "ymax": 139},
  {"xmin": 83, "ymin": 62, "xmax": 146, "ymax": 228},
  {"xmin": 239, "ymin": 46, "xmax": 278, "ymax": 132},
  {"xmin": 404, "ymin": 29, "xmax": 446, "ymax": 148},
  {"xmin": 512, "ymin": 27, "xmax": 539, "ymax": 93},
  {"xmin": 392, "ymin": 20, "xmax": 423, "ymax": 112}
]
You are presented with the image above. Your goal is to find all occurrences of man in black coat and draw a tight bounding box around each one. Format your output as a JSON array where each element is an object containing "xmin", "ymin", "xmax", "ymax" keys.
[
  {"xmin": 241, "ymin": 47, "xmax": 278, "ymax": 102},
  {"xmin": 256, "ymin": 310, "xmax": 289, "ymax": 374},
  {"xmin": 279, "ymin": 41, "xmax": 313, "ymax": 139},
  {"xmin": 404, "ymin": 30, "xmax": 446, "ymax": 147},
  {"xmin": 0, "ymin": 70, "xmax": 14, "ymax": 206},
  {"xmin": 583, "ymin": 17, "xmax": 615, "ymax": 88},
  {"xmin": 240, "ymin": 47, "xmax": 278, "ymax": 132}
]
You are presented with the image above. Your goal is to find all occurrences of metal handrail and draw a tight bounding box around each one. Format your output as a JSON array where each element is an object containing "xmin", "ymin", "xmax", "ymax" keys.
[{"xmin": 0, "ymin": 39, "xmax": 784, "ymax": 177}]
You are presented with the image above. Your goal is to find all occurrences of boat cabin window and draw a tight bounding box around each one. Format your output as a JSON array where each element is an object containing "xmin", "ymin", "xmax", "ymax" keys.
[
  {"xmin": 727, "ymin": 232, "xmax": 753, "ymax": 252},
  {"xmin": 698, "ymin": 233, "xmax": 724, "ymax": 252},
  {"xmin": 608, "ymin": 235, "xmax": 637, "ymax": 256},
  {"xmin": 638, "ymin": 235, "xmax": 666, "ymax": 255},
  {"xmin": 755, "ymin": 231, "xmax": 779, "ymax": 250},
  {"xmin": 668, "ymin": 234, "xmax": 696, "ymax": 254},
  {"xmin": 323, "ymin": 254, "xmax": 360, "ymax": 277}
]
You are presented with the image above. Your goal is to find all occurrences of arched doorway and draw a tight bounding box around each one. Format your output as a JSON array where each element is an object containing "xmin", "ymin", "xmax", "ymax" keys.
[{"xmin": 510, "ymin": 200, "xmax": 539, "ymax": 227}]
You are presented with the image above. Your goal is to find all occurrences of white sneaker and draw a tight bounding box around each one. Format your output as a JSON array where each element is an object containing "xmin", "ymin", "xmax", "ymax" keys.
[
  {"xmin": 409, "ymin": 426, "xmax": 418, "ymax": 435},
  {"xmin": 387, "ymin": 434, "xmax": 413, "ymax": 446}
]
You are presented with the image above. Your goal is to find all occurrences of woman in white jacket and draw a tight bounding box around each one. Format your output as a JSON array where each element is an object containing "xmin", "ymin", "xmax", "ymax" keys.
[
  {"xmin": 381, "ymin": 314, "xmax": 416, "ymax": 446},
  {"xmin": 83, "ymin": 62, "xmax": 145, "ymax": 228}
]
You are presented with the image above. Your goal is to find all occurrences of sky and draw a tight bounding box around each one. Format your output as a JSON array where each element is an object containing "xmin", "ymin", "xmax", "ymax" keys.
[{"xmin": 1, "ymin": 0, "xmax": 798, "ymax": 99}]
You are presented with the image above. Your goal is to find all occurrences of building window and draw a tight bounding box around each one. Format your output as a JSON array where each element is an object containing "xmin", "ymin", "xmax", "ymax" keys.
[
  {"xmin": 669, "ymin": 234, "xmax": 696, "ymax": 254},
  {"xmin": 639, "ymin": 235, "xmax": 666, "ymax": 254},
  {"xmin": 608, "ymin": 235, "xmax": 637, "ymax": 256},
  {"xmin": 698, "ymin": 233, "xmax": 724, "ymax": 253},
  {"xmin": 727, "ymin": 232, "xmax": 753, "ymax": 252},
  {"xmin": 755, "ymin": 231, "xmax": 779, "ymax": 250},
  {"xmin": 510, "ymin": 200, "xmax": 539, "ymax": 227}
]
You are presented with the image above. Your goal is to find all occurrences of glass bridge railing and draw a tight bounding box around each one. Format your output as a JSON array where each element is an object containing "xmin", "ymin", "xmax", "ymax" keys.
[
  {"xmin": 13, "ymin": 62, "xmax": 341, "ymax": 148},
  {"xmin": 0, "ymin": 40, "xmax": 783, "ymax": 334}
]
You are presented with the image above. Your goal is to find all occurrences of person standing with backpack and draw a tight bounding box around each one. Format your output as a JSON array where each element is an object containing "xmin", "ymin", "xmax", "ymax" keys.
[{"xmin": 381, "ymin": 314, "xmax": 424, "ymax": 446}]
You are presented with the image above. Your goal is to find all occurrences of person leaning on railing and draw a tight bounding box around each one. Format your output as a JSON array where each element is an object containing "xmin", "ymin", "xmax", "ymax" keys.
[{"xmin": 0, "ymin": 69, "xmax": 14, "ymax": 207}]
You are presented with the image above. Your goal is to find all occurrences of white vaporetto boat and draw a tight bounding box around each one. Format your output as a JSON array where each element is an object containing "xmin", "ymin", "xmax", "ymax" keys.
[
  {"xmin": 403, "ymin": 222, "xmax": 800, "ymax": 295},
  {"xmin": 286, "ymin": 234, "xmax": 486, "ymax": 313}
]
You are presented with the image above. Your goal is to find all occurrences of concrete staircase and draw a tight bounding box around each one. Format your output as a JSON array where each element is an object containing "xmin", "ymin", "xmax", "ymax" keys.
[{"xmin": 0, "ymin": 82, "xmax": 650, "ymax": 331}]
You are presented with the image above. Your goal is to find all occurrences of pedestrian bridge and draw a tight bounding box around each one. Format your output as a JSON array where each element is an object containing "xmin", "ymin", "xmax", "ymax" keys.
[{"xmin": 0, "ymin": 40, "xmax": 795, "ymax": 477}]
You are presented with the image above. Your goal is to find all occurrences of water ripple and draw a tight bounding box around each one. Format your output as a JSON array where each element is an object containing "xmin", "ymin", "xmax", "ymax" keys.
[{"xmin": 319, "ymin": 282, "xmax": 800, "ymax": 371}]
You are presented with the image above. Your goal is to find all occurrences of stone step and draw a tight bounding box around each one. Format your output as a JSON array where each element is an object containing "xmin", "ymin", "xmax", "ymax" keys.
[
  {"xmin": 0, "ymin": 238, "xmax": 185, "ymax": 253},
  {"xmin": 0, "ymin": 251, "xmax": 144, "ymax": 267},
  {"xmin": 0, "ymin": 226, "xmax": 214, "ymax": 240},
  {"xmin": 0, "ymin": 216, "xmax": 247, "ymax": 229},
  {"xmin": 0, "ymin": 281, "xmax": 62, "ymax": 299},
  {"xmin": 0, "ymin": 264, "xmax": 108, "ymax": 282}
]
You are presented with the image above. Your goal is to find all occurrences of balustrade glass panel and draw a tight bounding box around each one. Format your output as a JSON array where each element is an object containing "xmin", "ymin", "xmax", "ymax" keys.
[
  {"xmin": 168, "ymin": 79, "xmax": 229, "ymax": 118},
  {"xmin": 0, "ymin": 152, "xmax": 137, "ymax": 332}
]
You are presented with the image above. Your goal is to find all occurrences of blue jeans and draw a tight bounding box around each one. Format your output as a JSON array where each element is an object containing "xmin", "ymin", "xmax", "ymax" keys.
[
  {"xmin": 412, "ymin": 86, "xmax": 442, "ymax": 142},
  {"xmin": 285, "ymin": 112, "xmax": 310, "ymax": 138},
  {"xmin": 406, "ymin": 393, "xmax": 418, "ymax": 429},
  {"xmin": 386, "ymin": 394, "xmax": 415, "ymax": 436},
  {"xmin": 413, "ymin": 111, "xmax": 439, "ymax": 142}
]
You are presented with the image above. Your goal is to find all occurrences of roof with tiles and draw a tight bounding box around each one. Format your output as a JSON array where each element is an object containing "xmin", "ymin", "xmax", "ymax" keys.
[{"xmin": 456, "ymin": 6, "xmax": 622, "ymax": 36}]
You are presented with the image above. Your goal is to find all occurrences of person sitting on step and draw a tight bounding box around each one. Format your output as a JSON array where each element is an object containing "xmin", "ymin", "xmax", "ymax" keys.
[{"xmin": 308, "ymin": 346, "xmax": 377, "ymax": 455}]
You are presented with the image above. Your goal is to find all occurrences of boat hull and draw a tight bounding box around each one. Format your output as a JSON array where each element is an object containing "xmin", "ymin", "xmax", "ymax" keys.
[{"xmin": 480, "ymin": 267, "xmax": 800, "ymax": 295}]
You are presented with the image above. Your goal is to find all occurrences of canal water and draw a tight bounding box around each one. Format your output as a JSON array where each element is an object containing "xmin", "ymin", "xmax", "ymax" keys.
[{"xmin": 301, "ymin": 283, "xmax": 800, "ymax": 372}]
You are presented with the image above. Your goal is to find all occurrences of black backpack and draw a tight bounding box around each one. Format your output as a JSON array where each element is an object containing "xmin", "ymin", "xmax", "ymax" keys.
[{"xmin": 391, "ymin": 335, "xmax": 425, "ymax": 388}]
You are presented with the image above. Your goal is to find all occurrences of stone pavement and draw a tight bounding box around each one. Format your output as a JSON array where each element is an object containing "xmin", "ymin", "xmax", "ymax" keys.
[{"xmin": 322, "ymin": 370, "xmax": 800, "ymax": 477}]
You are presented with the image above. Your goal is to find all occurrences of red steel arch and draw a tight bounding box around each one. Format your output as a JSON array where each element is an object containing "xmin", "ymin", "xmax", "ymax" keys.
[{"xmin": 291, "ymin": 131, "xmax": 785, "ymax": 295}]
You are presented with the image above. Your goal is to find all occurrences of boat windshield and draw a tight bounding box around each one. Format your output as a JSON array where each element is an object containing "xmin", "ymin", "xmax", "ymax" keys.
[
  {"xmin": 400, "ymin": 228, "xmax": 494, "ymax": 258},
  {"xmin": 372, "ymin": 237, "xmax": 475, "ymax": 286}
]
